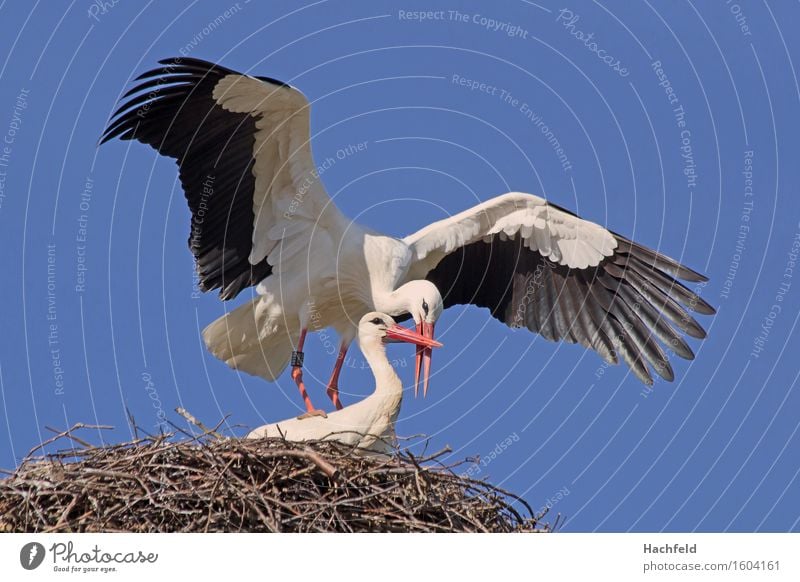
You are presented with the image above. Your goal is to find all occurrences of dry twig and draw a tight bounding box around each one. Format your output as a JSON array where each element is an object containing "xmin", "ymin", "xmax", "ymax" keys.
[{"xmin": 0, "ymin": 426, "xmax": 547, "ymax": 533}]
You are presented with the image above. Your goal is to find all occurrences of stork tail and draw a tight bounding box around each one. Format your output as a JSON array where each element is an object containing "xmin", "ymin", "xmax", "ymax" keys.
[{"xmin": 202, "ymin": 296, "xmax": 297, "ymax": 381}]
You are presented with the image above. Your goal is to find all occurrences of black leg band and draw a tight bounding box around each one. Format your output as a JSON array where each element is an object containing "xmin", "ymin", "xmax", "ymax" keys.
[{"xmin": 291, "ymin": 351, "xmax": 304, "ymax": 368}]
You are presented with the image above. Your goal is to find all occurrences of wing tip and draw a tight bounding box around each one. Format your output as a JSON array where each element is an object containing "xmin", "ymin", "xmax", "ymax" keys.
[
  {"xmin": 653, "ymin": 360, "xmax": 675, "ymax": 383},
  {"xmin": 691, "ymin": 297, "xmax": 716, "ymax": 316}
]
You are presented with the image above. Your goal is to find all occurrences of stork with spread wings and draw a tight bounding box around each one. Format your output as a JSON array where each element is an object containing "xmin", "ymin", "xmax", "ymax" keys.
[{"xmin": 102, "ymin": 57, "xmax": 714, "ymax": 417}]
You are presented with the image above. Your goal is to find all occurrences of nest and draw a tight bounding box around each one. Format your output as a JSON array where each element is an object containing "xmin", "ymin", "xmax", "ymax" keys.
[{"xmin": 0, "ymin": 421, "xmax": 548, "ymax": 533}]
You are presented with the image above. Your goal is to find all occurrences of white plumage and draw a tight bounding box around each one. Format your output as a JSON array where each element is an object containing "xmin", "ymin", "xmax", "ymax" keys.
[
  {"xmin": 246, "ymin": 313, "xmax": 441, "ymax": 454},
  {"xmin": 103, "ymin": 57, "xmax": 714, "ymax": 413}
]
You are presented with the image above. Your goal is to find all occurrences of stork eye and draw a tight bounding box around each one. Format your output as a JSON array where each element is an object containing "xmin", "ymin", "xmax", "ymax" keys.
[
  {"xmin": 370, "ymin": 317, "xmax": 384, "ymax": 326},
  {"xmin": 422, "ymin": 299, "xmax": 429, "ymax": 316}
]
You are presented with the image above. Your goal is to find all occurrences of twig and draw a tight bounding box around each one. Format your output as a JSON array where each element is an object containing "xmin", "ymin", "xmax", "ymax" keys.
[
  {"xmin": 1, "ymin": 425, "xmax": 545, "ymax": 533},
  {"xmin": 23, "ymin": 424, "xmax": 113, "ymax": 461},
  {"xmin": 175, "ymin": 408, "xmax": 222, "ymax": 439}
]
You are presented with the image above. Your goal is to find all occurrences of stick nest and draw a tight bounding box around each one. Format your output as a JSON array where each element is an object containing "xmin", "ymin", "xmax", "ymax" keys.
[{"xmin": 0, "ymin": 426, "xmax": 547, "ymax": 533}]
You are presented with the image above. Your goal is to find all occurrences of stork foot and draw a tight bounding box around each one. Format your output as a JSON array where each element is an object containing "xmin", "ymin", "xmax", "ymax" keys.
[
  {"xmin": 296, "ymin": 409, "xmax": 328, "ymax": 420},
  {"xmin": 290, "ymin": 357, "xmax": 324, "ymax": 420}
]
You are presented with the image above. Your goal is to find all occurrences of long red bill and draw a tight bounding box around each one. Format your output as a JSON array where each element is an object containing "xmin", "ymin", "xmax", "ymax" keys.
[
  {"xmin": 421, "ymin": 322, "xmax": 434, "ymax": 398},
  {"xmin": 384, "ymin": 322, "xmax": 441, "ymax": 398},
  {"xmin": 414, "ymin": 323, "xmax": 423, "ymax": 398},
  {"xmin": 384, "ymin": 323, "xmax": 442, "ymax": 349}
]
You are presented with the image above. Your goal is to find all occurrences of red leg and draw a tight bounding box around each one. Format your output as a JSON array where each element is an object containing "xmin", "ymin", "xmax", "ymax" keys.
[
  {"xmin": 325, "ymin": 342, "xmax": 349, "ymax": 410},
  {"xmin": 291, "ymin": 328, "xmax": 326, "ymax": 419}
]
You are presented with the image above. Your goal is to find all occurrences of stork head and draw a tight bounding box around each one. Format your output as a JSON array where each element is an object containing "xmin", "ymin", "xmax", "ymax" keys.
[
  {"xmin": 358, "ymin": 311, "xmax": 442, "ymax": 355},
  {"xmin": 391, "ymin": 280, "xmax": 444, "ymax": 399},
  {"xmin": 407, "ymin": 280, "xmax": 445, "ymax": 326}
]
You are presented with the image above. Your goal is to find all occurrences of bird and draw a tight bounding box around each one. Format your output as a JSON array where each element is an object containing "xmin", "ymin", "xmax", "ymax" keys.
[
  {"xmin": 246, "ymin": 312, "xmax": 442, "ymax": 453},
  {"xmin": 101, "ymin": 57, "xmax": 714, "ymax": 416}
]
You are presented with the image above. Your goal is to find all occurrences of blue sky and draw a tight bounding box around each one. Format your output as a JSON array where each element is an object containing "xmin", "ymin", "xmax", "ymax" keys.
[{"xmin": 0, "ymin": 0, "xmax": 798, "ymax": 532}]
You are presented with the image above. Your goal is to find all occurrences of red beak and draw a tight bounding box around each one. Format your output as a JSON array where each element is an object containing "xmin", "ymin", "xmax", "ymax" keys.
[
  {"xmin": 384, "ymin": 323, "xmax": 440, "ymax": 398},
  {"xmin": 413, "ymin": 322, "xmax": 436, "ymax": 398}
]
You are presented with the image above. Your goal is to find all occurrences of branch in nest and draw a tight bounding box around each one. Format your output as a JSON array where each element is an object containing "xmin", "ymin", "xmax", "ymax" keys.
[{"xmin": 0, "ymin": 426, "xmax": 546, "ymax": 533}]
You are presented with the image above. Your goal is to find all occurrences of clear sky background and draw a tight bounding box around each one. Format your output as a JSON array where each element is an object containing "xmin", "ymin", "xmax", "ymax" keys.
[{"xmin": 0, "ymin": 0, "xmax": 798, "ymax": 532}]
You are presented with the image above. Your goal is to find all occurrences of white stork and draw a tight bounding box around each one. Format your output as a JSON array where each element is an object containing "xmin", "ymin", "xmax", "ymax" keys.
[
  {"xmin": 246, "ymin": 312, "xmax": 442, "ymax": 452},
  {"xmin": 102, "ymin": 57, "xmax": 714, "ymax": 416}
]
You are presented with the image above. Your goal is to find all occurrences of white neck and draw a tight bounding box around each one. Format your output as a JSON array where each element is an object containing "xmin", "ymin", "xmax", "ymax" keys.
[
  {"xmin": 360, "ymin": 338, "xmax": 403, "ymax": 398},
  {"xmin": 373, "ymin": 289, "xmax": 408, "ymax": 319}
]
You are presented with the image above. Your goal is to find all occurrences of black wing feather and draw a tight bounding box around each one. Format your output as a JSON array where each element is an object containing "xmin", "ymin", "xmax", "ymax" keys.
[
  {"xmin": 101, "ymin": 57, "xmax": 286, "ymax": 299},
  {"xmin": 425, "ymin": 233, "xmax": 714, "ymax": 386}
]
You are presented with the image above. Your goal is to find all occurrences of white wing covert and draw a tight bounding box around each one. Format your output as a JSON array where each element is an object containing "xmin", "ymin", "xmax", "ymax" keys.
[
  {"xmin": 102, "ymin": 57, "xmax": 344, "ymax": 298},
  {"xmin": 403, "ymin": 193, "xmax": 714, "ymax": 385}
]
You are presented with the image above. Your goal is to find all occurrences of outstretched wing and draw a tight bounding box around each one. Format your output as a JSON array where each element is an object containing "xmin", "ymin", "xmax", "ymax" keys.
[
  {"xmin": 102, "ymin": 57, "xmax": 344, "ymax": 299},
  {"xmin": 404, "ymin": 192, "xmax": 714, "ymax": 385}
]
